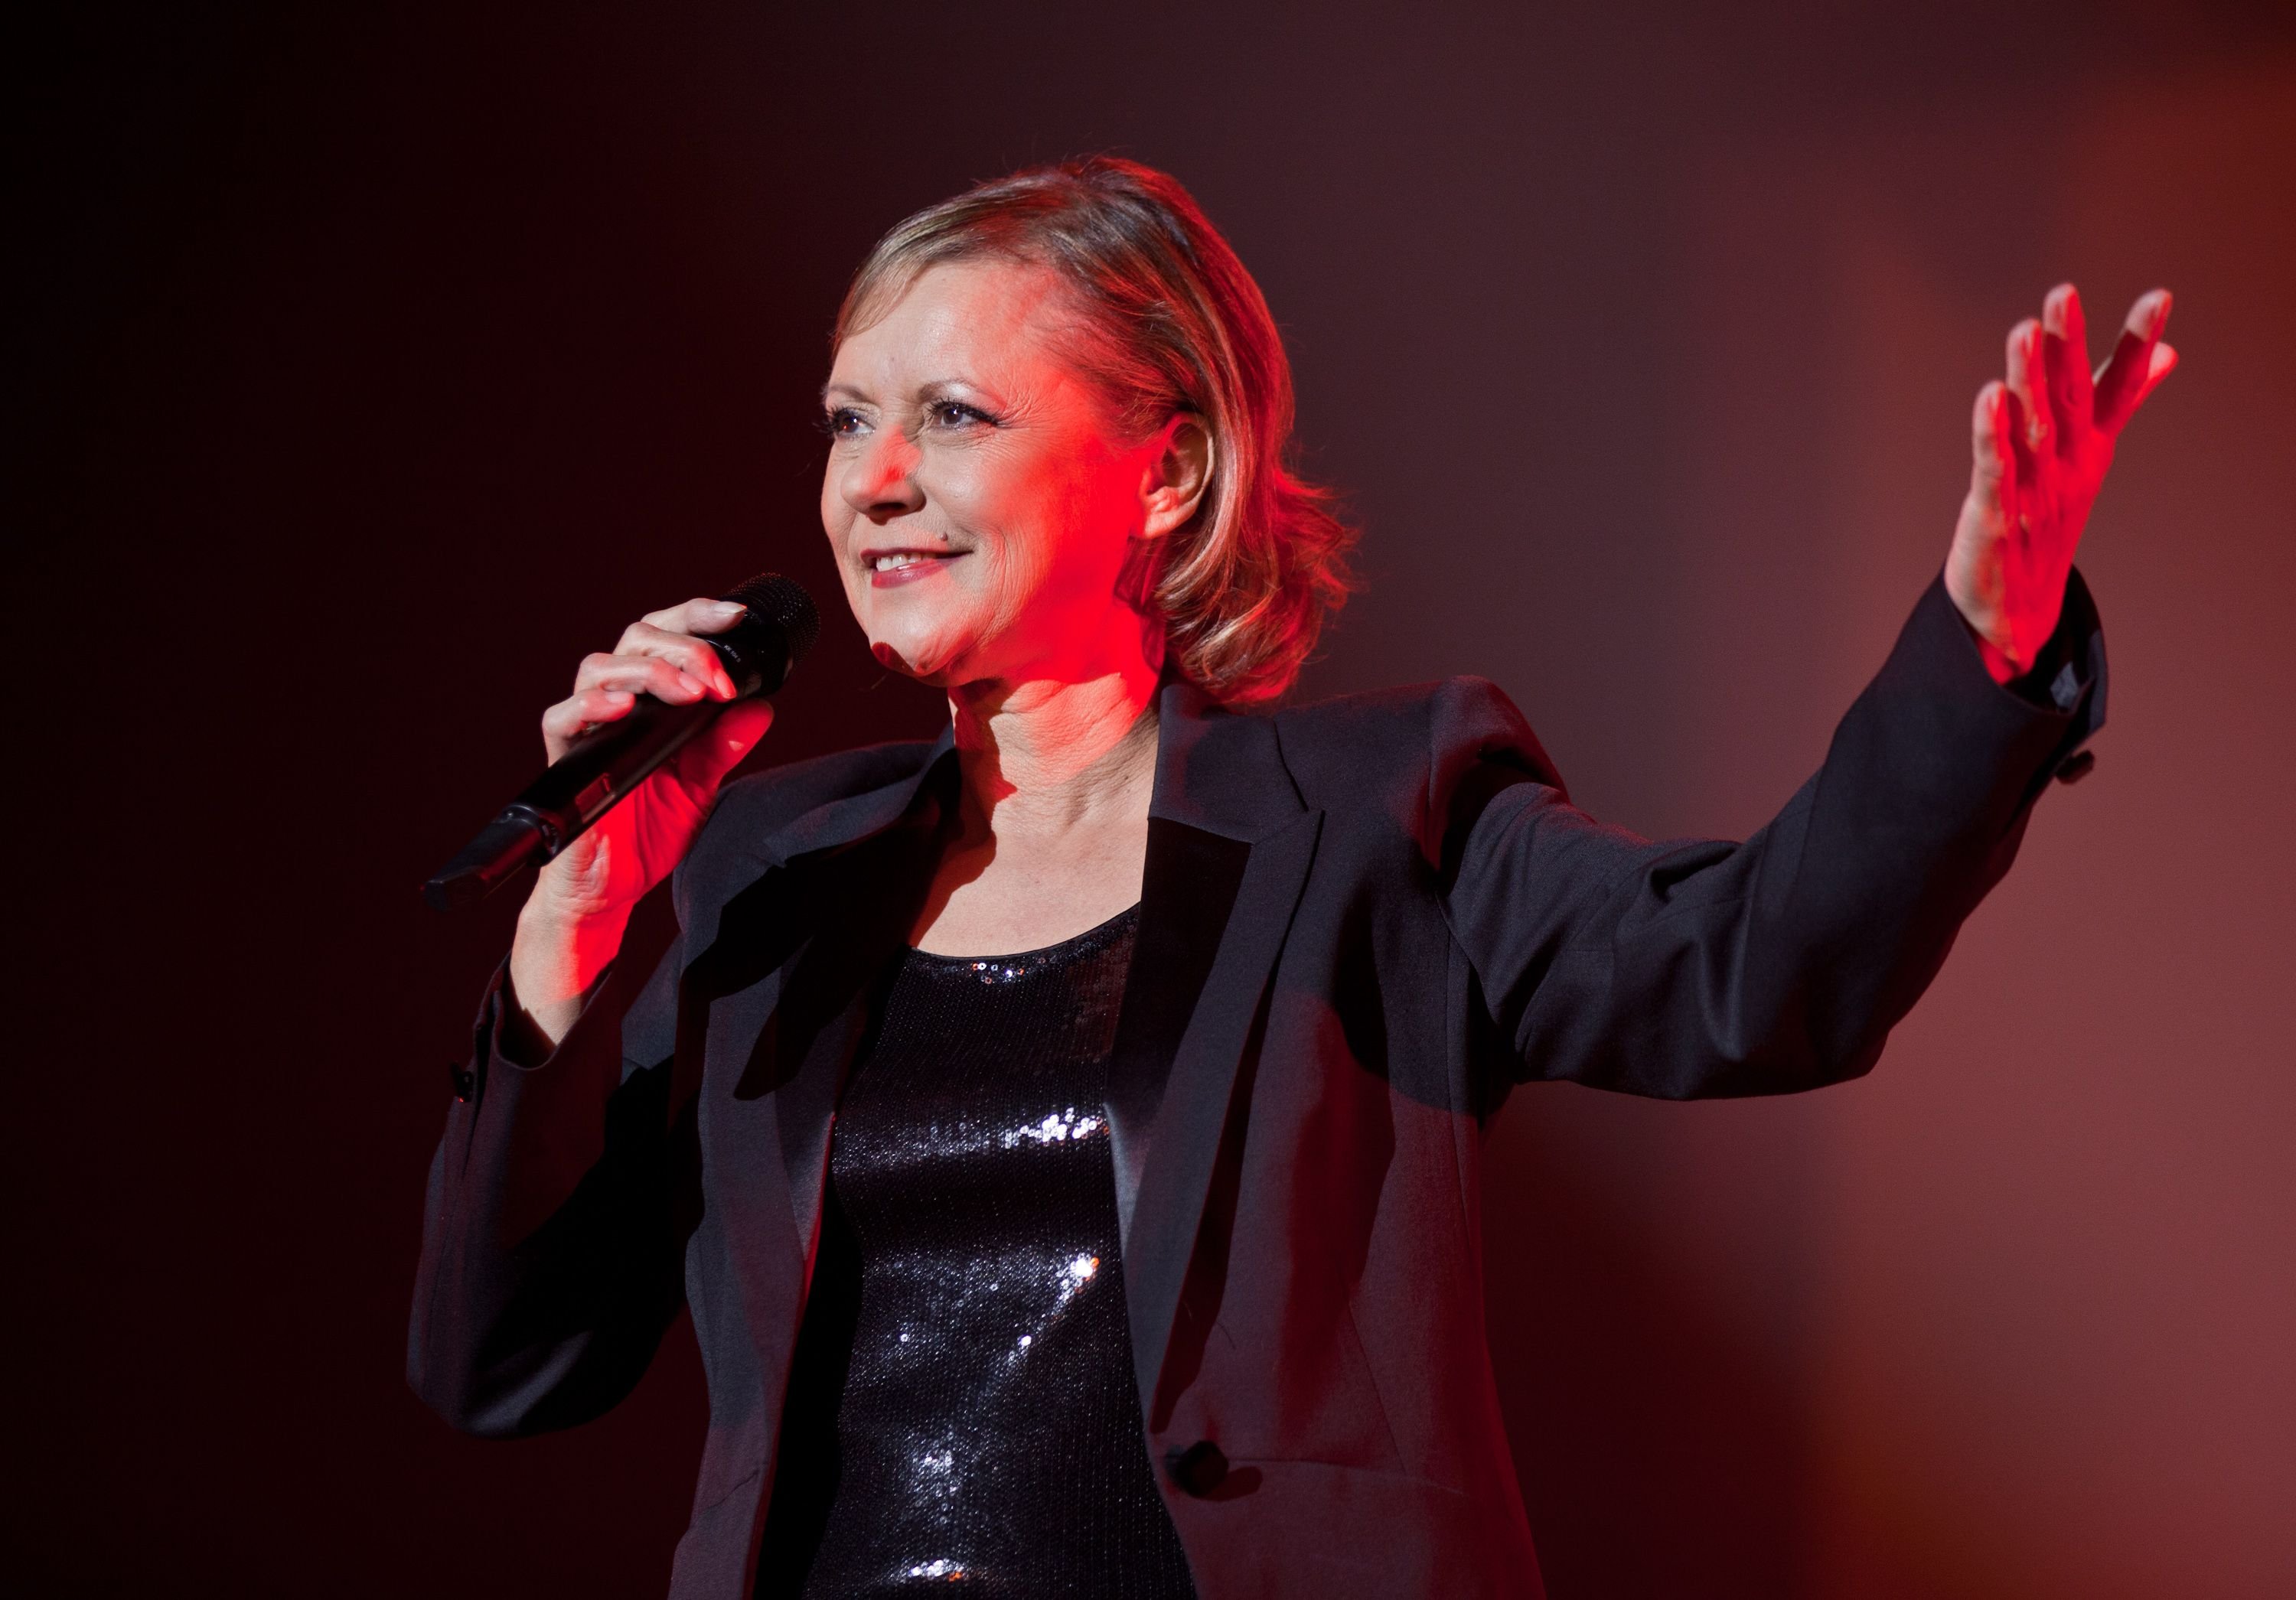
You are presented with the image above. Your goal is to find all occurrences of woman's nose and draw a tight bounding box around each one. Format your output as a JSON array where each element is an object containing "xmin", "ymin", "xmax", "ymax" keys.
[{"xmin": 839, "ymin": 430, "xmax": 925, "ymax": 521}]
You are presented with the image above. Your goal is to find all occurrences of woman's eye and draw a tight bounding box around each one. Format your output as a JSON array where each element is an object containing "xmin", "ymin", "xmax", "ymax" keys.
[
  {"xmin": 929, "ymin": 400, "xmax": 991, "ymax": 429},
  {"xmin": 819, "ymin": 407, "xmax": 866, "ymax": 440}
]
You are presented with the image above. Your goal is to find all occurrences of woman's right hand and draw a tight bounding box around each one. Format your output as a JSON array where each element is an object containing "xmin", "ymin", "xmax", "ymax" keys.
[{"xmin": 507, "ymin": 597, "xmax": 776, "ymax": 1048}]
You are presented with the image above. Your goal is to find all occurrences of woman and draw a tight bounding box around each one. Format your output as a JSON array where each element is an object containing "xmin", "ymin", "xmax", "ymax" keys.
[{"xmin": 410, "ymin": 158, "xmax": 2174, "ymax": 1598}]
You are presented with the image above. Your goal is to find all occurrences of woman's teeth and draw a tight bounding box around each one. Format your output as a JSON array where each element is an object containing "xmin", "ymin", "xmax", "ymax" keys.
[{"xmin": 873, "ymin": 552, "xmax": 934, "ymax": 572}]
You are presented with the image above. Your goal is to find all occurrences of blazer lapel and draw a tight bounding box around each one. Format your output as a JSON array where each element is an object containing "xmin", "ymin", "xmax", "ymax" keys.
[
  {"xmin": 1108, "ymin": 680, "xmax": 1323, "ymax": 1423},
  {"xmin": 679, "ymin": 734, "xmax": 954, "ymax": 1343}
]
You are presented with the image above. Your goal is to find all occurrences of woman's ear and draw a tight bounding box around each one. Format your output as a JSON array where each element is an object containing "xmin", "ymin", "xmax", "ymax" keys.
[{"xmin": 1140, "ymin": 413, "xmax": 1214, "ymax": 539}]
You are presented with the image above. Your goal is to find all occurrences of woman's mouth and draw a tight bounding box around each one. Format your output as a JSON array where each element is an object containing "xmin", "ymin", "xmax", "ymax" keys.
[{"xmin": 866, "ymin": 549, "xmax": 964, "ymax": 588}]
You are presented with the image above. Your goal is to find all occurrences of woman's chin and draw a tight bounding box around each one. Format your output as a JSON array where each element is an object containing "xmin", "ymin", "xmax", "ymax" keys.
[{"xmin": 869, "ymin": 627, "xmax": 970, "ymax": 686}]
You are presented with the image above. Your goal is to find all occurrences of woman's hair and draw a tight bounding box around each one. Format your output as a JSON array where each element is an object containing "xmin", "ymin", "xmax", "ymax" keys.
[{"xmin": 835, "ymin": 157, "xmax": 1355, "ymax": 705}]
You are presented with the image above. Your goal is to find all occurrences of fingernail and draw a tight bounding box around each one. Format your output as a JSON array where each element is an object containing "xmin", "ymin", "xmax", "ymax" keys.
[
  {"xmin": 2150, "ymin": 289, "xmax": 2173, "ymax": 333},
  {"xmin": 677, "ymin": 673, "xmax": 705, "ymax": 697},
  {"xmin": 709, "ymin": 599, "xmax": 748, "ymax": 618}
]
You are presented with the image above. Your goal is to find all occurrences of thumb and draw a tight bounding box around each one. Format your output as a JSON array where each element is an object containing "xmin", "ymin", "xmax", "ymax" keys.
[{"xmin": 676, "ymin": 699, "xmax": 776, "ymax": 793}]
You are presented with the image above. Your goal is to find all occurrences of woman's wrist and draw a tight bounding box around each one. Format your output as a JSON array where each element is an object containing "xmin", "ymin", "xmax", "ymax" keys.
[
  {"xmin": 1971, "ymin": 629, "xmax": 2020, "ymax": 686},
  {"xmin": 1945, "ymin": 573, "xmax": 2033, "ymax": 686},
  {"xmin": 507, "ymin": 894, "xmax": 631, "ymax": 1048}
]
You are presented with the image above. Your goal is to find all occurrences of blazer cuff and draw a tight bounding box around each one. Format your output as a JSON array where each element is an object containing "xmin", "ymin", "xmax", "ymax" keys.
[
  {"xmin": 461, "ymin": 955, "xmax": 618, "ymax": 1080},
  {"xmin": 1917, "ymin": 565, "xmax": 2108, "ymax": 791},
  {"xmin": 436, "ymin": 956, "xmax": 626, "ymax": 1179}
]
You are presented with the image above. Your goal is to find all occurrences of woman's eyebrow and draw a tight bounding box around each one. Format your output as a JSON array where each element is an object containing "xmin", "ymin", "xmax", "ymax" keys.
[
  {"xmin": 916, "ymin": 377, "xmax": 1006, "ymax": 409},
  {"xmin": 820, "ymin": 376, "xmax": 1007, "ymax": 409}
]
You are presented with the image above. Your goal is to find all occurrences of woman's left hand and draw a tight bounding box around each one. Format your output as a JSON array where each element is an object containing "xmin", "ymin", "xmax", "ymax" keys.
[{"xmin": 1946, "ymin": 284, "xmax": 2177, "ymax": 683}]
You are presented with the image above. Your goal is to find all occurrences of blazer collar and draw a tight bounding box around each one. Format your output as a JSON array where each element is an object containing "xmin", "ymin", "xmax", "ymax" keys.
[
  {"xmin": 1145, "ymin": 676, "xmax": 1309, "ymax": 841},
  {"xmin": 764, "ymin": 722, "xmax": 959, "ymax": 868},
  {"xmin": 755, "ymin": 674, "xmax": 1308, "ymax": 865}
]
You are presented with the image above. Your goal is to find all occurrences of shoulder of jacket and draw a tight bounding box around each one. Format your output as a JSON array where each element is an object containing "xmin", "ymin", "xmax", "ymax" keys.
[
  {"xmin": 709, "ymin": 738, "xmax": 941, "ymax": 836},
  {"xmin": 1269, "ymin": 676, "xmax": 1547, "ymax": 819},
  {"xmin": 1272, "ymin": 676, "xmax": 1532, "ymax": 766}
]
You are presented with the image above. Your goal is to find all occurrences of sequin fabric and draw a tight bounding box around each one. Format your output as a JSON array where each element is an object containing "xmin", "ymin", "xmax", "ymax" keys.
[{"xmin": 756, "ymin": 904, "xmax": 1196, "ymax": 1598}]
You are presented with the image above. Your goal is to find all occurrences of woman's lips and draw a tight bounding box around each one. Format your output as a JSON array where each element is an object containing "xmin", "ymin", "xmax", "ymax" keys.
[{"xmin": 867, "ymin": 551, "xmax": 964, "ymax": 588}]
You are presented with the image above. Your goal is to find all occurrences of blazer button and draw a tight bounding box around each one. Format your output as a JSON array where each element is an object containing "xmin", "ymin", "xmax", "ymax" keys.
[
  {"xmin": 1164, "ymin": 1439, "xmax": 1228, "ymax": 1497},
  {"xmin": 2056, "ymin": 749, "xmax": 2096, "ymax": 784},
  {"xmin": 448, "ymin": 1063, "xmax": 475, "ymax": 1102}
]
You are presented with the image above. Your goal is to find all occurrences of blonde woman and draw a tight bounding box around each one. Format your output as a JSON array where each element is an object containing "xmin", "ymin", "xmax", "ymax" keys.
[{"xmin": 410, "ymin": 158, "xmax": 2173, "ymax": 1598}]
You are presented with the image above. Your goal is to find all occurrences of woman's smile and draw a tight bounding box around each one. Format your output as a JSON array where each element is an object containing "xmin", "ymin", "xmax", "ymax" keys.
[{"xmin": 864, "ymin": 547, "xmax": 969, "ymax": 588}]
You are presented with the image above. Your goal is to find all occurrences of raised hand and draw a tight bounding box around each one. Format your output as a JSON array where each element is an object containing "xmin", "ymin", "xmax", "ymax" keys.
[
  {"xmin": 1945, "ymin": 285, "xmax": 2177, "ymax": 683},
  {"xmin": 509, "ymin": 598, "xmax": 776, "ymax": 1046}
]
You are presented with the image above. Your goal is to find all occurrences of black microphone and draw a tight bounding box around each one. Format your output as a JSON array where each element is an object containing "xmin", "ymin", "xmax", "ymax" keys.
[{"xmin": 424, "ymin": 572, "xmax": 820, "ymax": 911}]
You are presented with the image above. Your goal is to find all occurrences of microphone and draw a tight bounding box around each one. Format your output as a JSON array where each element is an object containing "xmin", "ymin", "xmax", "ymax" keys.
[{"xmin": 424, "ymin": 572, "xmax": 820, "ymax": 911}]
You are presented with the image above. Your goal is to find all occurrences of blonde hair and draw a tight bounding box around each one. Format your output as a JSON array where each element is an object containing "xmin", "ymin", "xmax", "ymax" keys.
[{"xmin": 835, "ymin": 157, "xmax": 1355, "ymax": 705}]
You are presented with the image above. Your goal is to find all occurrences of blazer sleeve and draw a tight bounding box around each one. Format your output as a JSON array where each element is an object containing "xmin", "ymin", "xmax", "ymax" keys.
[
  {"xmin": 1439, "ymin": 570, "xmax": 2105, "ymax": 1099},
  {"xmin": 406, "ymin": 924, "xmax": 690, "ymax": 1437}
]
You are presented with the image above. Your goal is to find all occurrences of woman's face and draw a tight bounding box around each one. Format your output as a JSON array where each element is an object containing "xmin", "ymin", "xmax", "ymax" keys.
[{"xmin": 820, "ymin": 259, "xmax": 1188, "ymax": 692}]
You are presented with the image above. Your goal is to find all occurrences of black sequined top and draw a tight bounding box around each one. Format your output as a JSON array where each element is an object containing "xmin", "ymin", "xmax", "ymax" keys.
[{"xmin": 756, "ymin": 905, "xmax": 1197, "ymax": 1598}]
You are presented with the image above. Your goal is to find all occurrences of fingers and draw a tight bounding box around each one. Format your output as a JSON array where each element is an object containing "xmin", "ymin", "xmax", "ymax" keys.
[
  {"xmin": 612, "ymin": 621, "xmax": 739, "ymax": 699},
  {"xmin": 542, "ymin": 671, "xmax": 771, "ymax": 776},
  {"xmin": 2135, "ymin": 340, "xmax": 2179, "ymax": 412},
  {"xmin": 642, "ymin": 597, "xmax": 749, "ymax": 639},
  {"xmin": 1970, "ymin": 379, "xmax": 2016, "ymax": 518},
  {"xmin": 2092, "ymin": 288, "xmax": 2174, "ymax": 432},
  {"xmin": 2041, "ymin": 283, "xmax": 2093, "ymax": 437},
  {"xmin": 542, "ymin": 686, "xmax": 637, "ymax": 762},
  {"xmin": 2004, "ymin": 316, "xmax": 2053, "ymax": 468},
  {"xmin": 576, "ymin": 649, "xmax": 719, "ymax": 705},
  {"xmin": 537, "ymin": 596, "xmax": 754, "ymax": 764}
]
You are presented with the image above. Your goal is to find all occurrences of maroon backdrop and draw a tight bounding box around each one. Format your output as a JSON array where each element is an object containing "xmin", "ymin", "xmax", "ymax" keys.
[{"xmin": 13, "ymin": 4, "xmax": 2293, "ymax": 1595}]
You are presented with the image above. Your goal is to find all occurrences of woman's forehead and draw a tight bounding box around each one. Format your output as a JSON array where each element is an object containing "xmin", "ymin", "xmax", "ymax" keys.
[{"xmin": 830, "ymin": 259, "xmax": 1079, "ymax": 393}]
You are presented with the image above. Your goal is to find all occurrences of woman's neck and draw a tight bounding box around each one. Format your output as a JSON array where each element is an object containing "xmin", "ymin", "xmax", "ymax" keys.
[
  {"xmin": 946, "ymin": 650, "xmax": 1161, "ymax": 846},
  {"xmin": 911, "ymin": 640, "xmax": 1162, "ymax": 955}
]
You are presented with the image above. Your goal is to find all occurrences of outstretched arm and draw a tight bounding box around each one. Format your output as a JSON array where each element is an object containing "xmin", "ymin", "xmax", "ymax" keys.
[{"xmin": 1444, "ymin": 284, "xmax": 2174, "ymax": 1099}]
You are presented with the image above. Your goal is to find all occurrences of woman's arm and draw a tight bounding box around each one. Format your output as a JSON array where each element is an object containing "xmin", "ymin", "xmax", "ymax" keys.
[
  {"xmin": 407, "ymin": 596, "xmax": 772, "ymax": 1434},
  {"xmin": 407, "ymin": 934, "xmax": 692, "ymax": 1435},
  {"xmin": 1441, "ymin": 569, "xmax": 2100, "ymax": 1098},
  {"xmin": 1442, "ymin": 285, "xmax": 2169, "ymax": 1098}
]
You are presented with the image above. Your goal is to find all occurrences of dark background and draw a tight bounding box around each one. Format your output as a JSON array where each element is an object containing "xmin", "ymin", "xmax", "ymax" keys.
[{"xmin": 11, "ymin": 3, "xmax": 2294, "ymax": 1595}]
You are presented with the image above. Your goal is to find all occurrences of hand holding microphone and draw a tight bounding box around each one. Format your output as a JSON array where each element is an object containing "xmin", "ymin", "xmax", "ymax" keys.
[{"xmin": 425, "ymin": 572, "xmax": 819, "ymax": 1048}]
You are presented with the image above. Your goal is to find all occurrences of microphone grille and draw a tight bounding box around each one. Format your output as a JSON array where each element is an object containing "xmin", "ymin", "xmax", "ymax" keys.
[{"xmin": 721, "ymin": 572, "xmax": 821, "ymax": 667}]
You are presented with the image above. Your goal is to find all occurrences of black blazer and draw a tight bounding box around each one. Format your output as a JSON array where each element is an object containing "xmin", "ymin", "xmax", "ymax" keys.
[{"xmin": 410, "ymin": 574, "xmax": 2104, "ymax": 1598}]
